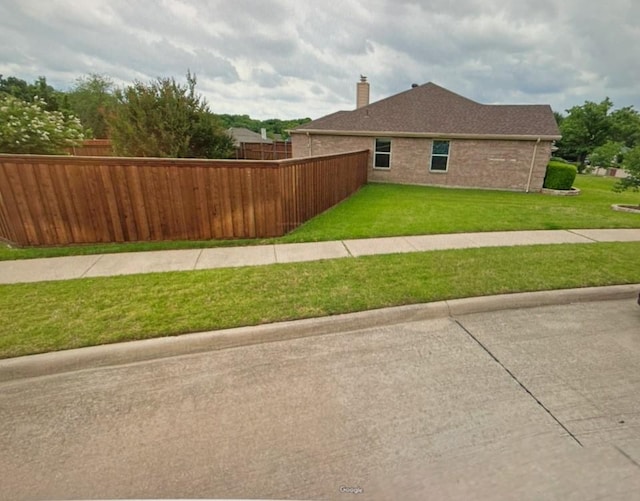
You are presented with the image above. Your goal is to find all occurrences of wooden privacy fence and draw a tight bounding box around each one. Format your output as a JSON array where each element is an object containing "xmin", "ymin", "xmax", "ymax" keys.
[
  {"xmin": 68, "ymin": 139, "xmax": 114, "ymax": 156},
  {"xmin": 235, "ymin": 141, "xmax": 292, "ymax": 160},
  {"xmin": 0, "ymin": 150, "xmax": 369, "ymax": 246},
  {"xmin": 68, "ymin": 139, "xmax": 292, "ymax": 160}
]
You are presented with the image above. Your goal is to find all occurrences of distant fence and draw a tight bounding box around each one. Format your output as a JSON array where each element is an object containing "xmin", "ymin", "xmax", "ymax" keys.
[
  {"xmin": 68, "ymin": 139, "xmax": 114, "ymax": 156},
  {"xmin": 0, "ymin": 150, "xmax": 369, "ymax": 246},
  {"xmin": 235, "ymin": 141, "xmax": 292, "ymax": 160},
  {"xmin": 69, "ymin": 139, "xmax": 292, "ymax": 160}
]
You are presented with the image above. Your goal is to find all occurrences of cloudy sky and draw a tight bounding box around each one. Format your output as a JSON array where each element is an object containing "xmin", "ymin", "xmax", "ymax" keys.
[{"xmin": 1, "ymin": 0, "xmax": 639, "ymax": 120}]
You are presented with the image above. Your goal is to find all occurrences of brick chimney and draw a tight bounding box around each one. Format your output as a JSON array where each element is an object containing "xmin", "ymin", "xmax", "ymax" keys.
[{"xmin": 356, "ymin": 75, "xmax": 370, "ymax": 109}]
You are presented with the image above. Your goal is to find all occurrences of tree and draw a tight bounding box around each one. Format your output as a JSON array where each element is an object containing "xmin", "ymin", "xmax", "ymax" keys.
[
  {"xmin": 553, "ymin": 110, "xmax": 564, "ymax": 127},
  {"xmin": 67, "ymin": 74, "xmax": 117, "ymax": 138},
  {"xmin": 614, "ymin": 145, "xmax": 640, "ymax": 198},
  {"xmin": 589, "ymin": 141, "xmax": 624, "ymax": 169},
  {"xmin": 218, "ymin": 114, "xmax": 262, "ymax": 133},
  {"xmin": 0, "ymin": 75, "xmax": 63, "ymax": 112},
  {"xmin": 609, "ymin": 106, "xmax": 640, "ymax": 148},
  {"xmin": 107, "ymin": 73, "xmax": 233, "ymax": 158},
  {"xmin": 217, "ymin": 114, "xmax": 312, "ymax": 139},
  {"xmin": 556, "ymin": 98, "xmax": 613, "ymax": 167},
  {"xmin": 0, "ymin": 95, "xmax": 84, "ymax": 154},
  {"xmin": 189, "ymin": 111, "xmax": 235, "ymax": 158}
]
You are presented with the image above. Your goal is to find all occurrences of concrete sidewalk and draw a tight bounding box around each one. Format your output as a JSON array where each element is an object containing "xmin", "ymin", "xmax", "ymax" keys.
[{"xmin": 1, "ymin": 228, "xmax": 640, "ymax": 284}]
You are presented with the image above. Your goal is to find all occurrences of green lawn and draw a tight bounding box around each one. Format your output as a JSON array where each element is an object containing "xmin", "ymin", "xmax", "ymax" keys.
[
  {"xmin": 282, "ymin": 175, "xmax": 640, "ymax": 241},
  {"xmin": 1, "ymin": 175, "xmax": 638, "ymax": 261},
  {"xmin": 2, "ymin": 242, "xmax": 639, "ymax": 358},
  {"xmin": 3, "ymin": 175, "xmax": 638, "ymax": 359}
]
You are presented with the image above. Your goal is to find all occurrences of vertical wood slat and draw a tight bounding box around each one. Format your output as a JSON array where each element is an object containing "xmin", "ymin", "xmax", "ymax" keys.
[
  {"xmin": 216, "ymin": 167, "xmax": 234, "ymax": 238},
  {"xmin": 205, "ymin": 167, "xmax": 223, "ymax": 239},
  {"xmin": 62, "ymin": 162, "xmax": 90, "ymax": 243},
  {"xmin": 82, "ymin": 163, "xmax": 111, "ymax": 243},
  {"xmin": 181, "ymin": 165, "xmax": 197, "ymax": 239},
  {"xmin": 167, "ymin": 165, "xmax": 186, "ymax": 239},
  {"xmin": 229, "ymin": 167, "xmax": 245, "ymax": 238},
  {"xmin": 36, "ymin": 163, "xmax": 70, "ymax": 244},
  {"xmin": 58, "ymin": 163, "xmax": 79, "ymax": 243},
  {"xmin": 127, "ymin": 165, "xmax": 152, "ymax": 241},
  {"xmin": 0, "ymin": 151, "xmax": 368, "ymax": 246},
  {"xmin": 193, "ymin": 166, "xmax": 211, "ymax": 239},
  {"xmin": 19, "ymin": 163, "xmax": 49, "ymax": 245},
  {"xmin": 0, "ymin": 163, "xmax": 26, "ymax": 244},
  {"xmin": 117, "ymin": 164, "xmax": 137, "ymax": 241},
  {"xmin": 98, "ymin": 164, "xmax": 125, "ymax": 242}
]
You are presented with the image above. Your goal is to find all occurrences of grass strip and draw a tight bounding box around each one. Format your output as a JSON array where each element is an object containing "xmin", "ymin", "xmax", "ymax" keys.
[{"xmin": 1, "ymin": 242, "xmax": 639, "ymax": 359}]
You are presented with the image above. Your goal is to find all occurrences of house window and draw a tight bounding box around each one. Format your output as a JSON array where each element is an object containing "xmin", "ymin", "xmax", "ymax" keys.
[
  {"xmin": 374, "ymin": 138, "xmax": 391, "ymax": 169},
  {"xmin": 430, "ymin": 140, "xmax": 450, "ymax": 172}
]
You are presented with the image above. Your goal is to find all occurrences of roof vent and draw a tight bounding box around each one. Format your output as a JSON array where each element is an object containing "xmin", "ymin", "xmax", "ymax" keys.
[{"xmin": 411, "ymin": 83, "xmax": 419, "ymax": 88}]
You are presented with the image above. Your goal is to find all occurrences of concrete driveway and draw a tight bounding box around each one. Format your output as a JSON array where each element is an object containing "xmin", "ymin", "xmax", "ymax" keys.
[{"xmin": 1, "ymin": 298, "xmax": 639, "ymax": 500}]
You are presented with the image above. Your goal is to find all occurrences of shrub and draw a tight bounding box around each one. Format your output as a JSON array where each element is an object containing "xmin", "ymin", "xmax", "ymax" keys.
[
  {"xmin": 0, "ymin": 95, "xmax": 84, "ymax": 154},
  {"xmin": 543, "ymin": 161, "xmax": 577, "ymax": 190},
  {"xmin": 613, "ymin": 145, "xmax": 640, "ymax": 195},
  {"xmin": 107, "ymin": 73, "xmax": 234, "ymax": 158},
  {"xmin": 550, "ymin": 156, "xmax": 572, "ymax": 164}
]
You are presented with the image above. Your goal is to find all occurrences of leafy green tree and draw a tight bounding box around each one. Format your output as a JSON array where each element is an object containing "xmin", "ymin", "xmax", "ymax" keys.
[
  {"xmin": 614, "ymin": 145, "xmax": 640, "ymax": 197},
  {"xmin": 0, "ymin": 75, "xmax": 63, "ymax": 112},
  {"xmin": 553, "ymin": 110, "xmax": 564, "ymax": 127},
  {"xmin": 189, "ymin": 111, "xmax": 235, "ymax": 158},
  {"xmin": 218, "ymin": 114, "xmax": 262, "ymax": 133},
  {"xmin": 67, "ymin": 74, "xmax": 117, "ymax": 138},
  {"xmin": 107, "ymin": 73, "xmax": 233, "ymax": 158},
  {"xmin": 269, "ymin": 118, "xmax": 311, "ymax": 139},
  {"xmin": 589, "ymin": 141, "xmax": 624, "ymax": 169},
  {"xmin": 0, "ymin": 95, "xmax": 84, "ymax": 154},
  {"xmin": 556, "ymin": 98, "xmax": 613, "ymax": 167},
  {"xmin": 218, "ymin": 114, "xmax": 311, "ymax": 139},
  {"xmin": 609, "ymin": 106, "xmax": 640, "ymax": 148}
]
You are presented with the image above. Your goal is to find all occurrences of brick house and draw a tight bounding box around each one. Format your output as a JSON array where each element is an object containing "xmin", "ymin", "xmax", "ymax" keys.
[{"xmin": 290, "ymin": 78, "xmax": 561, "ymax": 192}]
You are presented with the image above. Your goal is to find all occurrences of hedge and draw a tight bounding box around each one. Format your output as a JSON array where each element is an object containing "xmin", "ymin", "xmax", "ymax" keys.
[{"xmin": 543, "ymin": 161, "xmax": 577, "ymax": 190}]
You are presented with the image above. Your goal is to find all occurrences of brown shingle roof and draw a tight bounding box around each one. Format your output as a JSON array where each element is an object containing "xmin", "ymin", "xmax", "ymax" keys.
[
  {"xmin": 294, "ymin": 82, "xmax": 560, "ymax": 138},
  {"xmin": 228, "ymin": 127, "xmax": 273, "ymax": 145}
]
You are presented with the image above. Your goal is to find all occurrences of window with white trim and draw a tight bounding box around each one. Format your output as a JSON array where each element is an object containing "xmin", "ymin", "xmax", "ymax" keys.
[
  {"xmin": 374, "ymin": 138, "xmax": 391, "ymax": 169},
  {"xmin": 430, "ymin": 140, "xmax": 450, "ymax": 172}
]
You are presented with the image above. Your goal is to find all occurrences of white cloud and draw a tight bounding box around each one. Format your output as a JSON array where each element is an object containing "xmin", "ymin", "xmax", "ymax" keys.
[{"xmin": 0, "ymin": 0, "xmax": 638, "ymax": 119}]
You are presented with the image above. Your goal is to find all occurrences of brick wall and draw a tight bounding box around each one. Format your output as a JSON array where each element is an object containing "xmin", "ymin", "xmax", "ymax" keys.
[
  {"xmin": 291, "ymin": 133, "xmax": 553, "ymax": 192},
  {"xmin": 291, "ymin": 134, "xmax": 370, "ymax": 158}
]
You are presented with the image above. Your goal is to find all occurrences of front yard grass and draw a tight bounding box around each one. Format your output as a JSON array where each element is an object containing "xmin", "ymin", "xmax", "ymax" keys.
[
  {"xmin": 2, "ymin": 241, "xmax": 639, "ymax": 358},
  {"xmin": 282, "ymin": 175, "xmax": 640, "ymax": 241},
  {"xmin": 1, "ymin": 175, "xmax": 638, "ymax": 261}
]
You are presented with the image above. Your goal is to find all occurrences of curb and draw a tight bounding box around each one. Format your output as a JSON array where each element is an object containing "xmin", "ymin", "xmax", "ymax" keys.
[
  {"xmin": 541, "ymin": 187, "xmax": 581, "ymax": 196},
  {"xmin": 1, "ymin": 284, "xmax": 638, "ymax": 383},
  {"xmin": 612, "ymin": 204, "xmax": 640, "ymax": 214}
]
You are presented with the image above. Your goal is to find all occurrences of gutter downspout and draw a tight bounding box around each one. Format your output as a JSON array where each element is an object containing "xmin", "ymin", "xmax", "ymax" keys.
[
  {"xmin": 306, "ymin": 132, "xmax": 312, "ymax": 157},
  {"xmin": 526, "ymin": 138, "xmax": 541, "ymax": 193}
]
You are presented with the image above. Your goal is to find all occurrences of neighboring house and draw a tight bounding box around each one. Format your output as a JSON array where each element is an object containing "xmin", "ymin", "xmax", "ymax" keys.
[
  {"xmin": 290, "ymin": 78, "xmax": 561, "ymax": 192},
  {"xmin": 227, "ymin": 127, "xmax": 272, "ymax": 146},
  {"xmin": 228, "ymin": 127, "xmax": 292, "ymax": 160}
]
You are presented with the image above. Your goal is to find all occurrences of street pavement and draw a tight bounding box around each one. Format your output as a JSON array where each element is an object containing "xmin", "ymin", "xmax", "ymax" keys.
[
  {"xmin": 1, "ymin": 298, "xmax": 639, "ymax": 500},
  {"xmin": 1, "ymin": 228, "xmax": 640, "ymax": 284}
]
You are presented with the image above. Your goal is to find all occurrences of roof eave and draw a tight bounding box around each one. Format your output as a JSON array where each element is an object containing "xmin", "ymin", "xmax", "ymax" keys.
[{"xmin": 291, "ymin": 129, "xmax": 561, "ymax": 141}]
